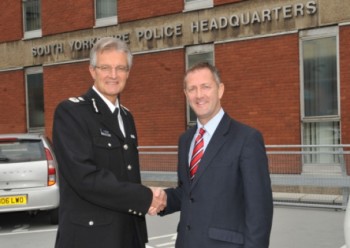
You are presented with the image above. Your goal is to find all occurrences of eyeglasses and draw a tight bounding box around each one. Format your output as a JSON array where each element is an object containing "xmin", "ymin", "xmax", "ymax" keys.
[{"xmin": 95, "ymin": 65, "xmax": 129, "ymax": 74}]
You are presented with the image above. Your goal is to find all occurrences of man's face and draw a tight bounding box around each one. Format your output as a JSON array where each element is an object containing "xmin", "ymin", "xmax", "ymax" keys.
[
  {"xmin": 89, "ymin": 49, "xmax": 130, "ymax": 103},
  {"xmin": 184, "ymin": 68, "xmax": 224, "ymax": 125}
]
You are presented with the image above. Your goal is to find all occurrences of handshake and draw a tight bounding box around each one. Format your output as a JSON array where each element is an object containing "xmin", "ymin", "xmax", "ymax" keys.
[{"xmin": 148, "ymin": 187, "xmax": 167, "ymax": 216}]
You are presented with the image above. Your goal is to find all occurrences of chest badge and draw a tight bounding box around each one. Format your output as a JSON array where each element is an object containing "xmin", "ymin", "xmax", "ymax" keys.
[{"xmin": 100, "ymin": 128, "xmax": 112, "ymax": 137}]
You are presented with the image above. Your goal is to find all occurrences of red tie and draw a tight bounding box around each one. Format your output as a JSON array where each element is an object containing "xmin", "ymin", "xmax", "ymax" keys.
[{"xmin": 190, "ymin": 128, "xmax": 206, "ymax": 179}]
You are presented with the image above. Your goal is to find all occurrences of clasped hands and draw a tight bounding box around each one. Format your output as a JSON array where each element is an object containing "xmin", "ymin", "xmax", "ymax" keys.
[{"xmin": 148, "ymin": 187, "xmax": 167, "ymax": 216}]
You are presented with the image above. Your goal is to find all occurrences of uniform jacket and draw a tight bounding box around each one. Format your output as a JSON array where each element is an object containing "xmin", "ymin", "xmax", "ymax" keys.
[
  {"xmin": 163, "ymin": 113, "xmax": 273, "ymax": 248},
  {"xmin": 53, "ymin": 88, "xmax": 152, "ymax": 248}
]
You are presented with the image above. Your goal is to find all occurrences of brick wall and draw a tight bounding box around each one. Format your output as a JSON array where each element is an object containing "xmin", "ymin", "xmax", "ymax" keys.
[
  {"xmin": 0, "ymin": 70, "xmax": 27, "ymax": 133},
  {"xmin": 340, "ymin": 25, "xmax": 350, "ymax": 145},
  {"xmin": 0, "ymin": 1, "xmax": 22, "ymax": 43},
  {"xmin": 44, "ymin": 49, "xmax": 186, "ymax": 146},
  {"xmin": 124, "ymin": 49, "xmax": 186, "ymax": 145},
  {"xmin": 215, "ymin": 0, "xmax": 246, "ymax": 6},
  {"xmin": 44, "ymin": 62, "xmax": 92, "ymax": 139},
  {"xmin": 42, "ymin": 1, "xmax": 94, "ymax": 36},
  {"xmin": 119, "ymin": 0, "xmax": 183, "ymax": 23},
  {"xmin": 2, "ymin": 29, "xmax": 347, "ymax": 148},
  {"xmin": 216, "ymin": 34, "xmax": 301, "ymax": 145}
]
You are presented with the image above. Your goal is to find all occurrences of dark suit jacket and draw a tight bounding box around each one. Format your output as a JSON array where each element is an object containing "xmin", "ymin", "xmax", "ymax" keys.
[
  {"xmin": 53, "ymin": 88, "xmax": 152, "ymax": 248},
  {"xmin": 163, "ymin": 113, "xmax": 273, "ymax": 248}
]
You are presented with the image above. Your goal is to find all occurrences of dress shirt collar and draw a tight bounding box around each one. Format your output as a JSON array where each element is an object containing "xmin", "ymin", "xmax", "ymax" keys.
[{"xmin": 196, "ymin": 108, "xmax": 224, "ymax": 137}]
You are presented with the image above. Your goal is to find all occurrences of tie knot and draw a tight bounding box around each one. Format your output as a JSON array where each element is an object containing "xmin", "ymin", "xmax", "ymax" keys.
[
  {"xmin": 199, "ymin": 128, "xmax": 205, "ymax": 136},
  {"xmin": 112, "ymin": 107, "xmax": 119, "ymax": 116}
]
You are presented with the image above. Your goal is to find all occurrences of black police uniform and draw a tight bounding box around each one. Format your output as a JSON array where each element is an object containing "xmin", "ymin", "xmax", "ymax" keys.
[{"xmin": 53, "ymin": 88, "xmax": 152, "ymax": 248}]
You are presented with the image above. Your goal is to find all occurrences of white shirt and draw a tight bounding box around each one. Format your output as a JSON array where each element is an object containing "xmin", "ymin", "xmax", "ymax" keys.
[
  {"xmin": 188, "ymin": 108, "xmax": 225, "ymax": 164},
  {"xmin": 92, "ymin": 86, "xmax": 125, "ymax": 137}
]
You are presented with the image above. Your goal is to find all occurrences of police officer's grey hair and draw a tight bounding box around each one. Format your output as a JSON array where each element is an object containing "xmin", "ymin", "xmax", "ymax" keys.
[
  {"xmin": 183, "ymin": 62, "xmax": 221, "ymax": 89},
  {"xmin": 90, "ymin": 37, "xmax": 133, "ymax": 69}
]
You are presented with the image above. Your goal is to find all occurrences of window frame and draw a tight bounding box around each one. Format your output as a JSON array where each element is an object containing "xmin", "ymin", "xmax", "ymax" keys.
[
  {"xmin": 184, "ymin": 0, "xmax": 213, "ymax": 12},
  {"xmin": 299, "ymin": 26, "xmax": 341, "ymax": 168},
  {"xmin": 22, "ymin": 0, "xmax": 42, "ymax": 40},
  {"xmin": 94, "ymin": 0, "xmax": 118, "ymax": 28},
  {"xmin": 300, "ymin": 26, "xmax": 340, "ymax": 120},
  {"xmin": 25, "ymin": 67, "xmax": 45, "ymax": 133}
]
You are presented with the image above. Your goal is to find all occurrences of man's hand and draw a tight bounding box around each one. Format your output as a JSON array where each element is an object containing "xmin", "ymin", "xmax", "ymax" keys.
[{"xmin": 148, "ymin": 187, "xmax": 167, "ymax": 216}]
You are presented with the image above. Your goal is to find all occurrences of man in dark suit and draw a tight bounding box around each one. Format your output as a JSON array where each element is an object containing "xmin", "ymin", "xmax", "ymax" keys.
[
  {"xmin": 53, "ymin": 37, "xmax": 166, "ymax": 248},
  {"xmin": 161, "ymin": 62, "xmax": 273, "ymax": 247}
]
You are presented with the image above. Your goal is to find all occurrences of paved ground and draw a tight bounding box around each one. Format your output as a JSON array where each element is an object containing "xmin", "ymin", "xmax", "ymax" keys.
[
  {"xmin": 0, "ymin": 205, "xmax": 346, "ymax": 247},
  {"xmin": 146, "ymin": 205, "xmax": 346, "ymax": 248}
]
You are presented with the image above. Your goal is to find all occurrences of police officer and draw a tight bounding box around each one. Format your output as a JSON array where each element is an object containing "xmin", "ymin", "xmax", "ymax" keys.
[{"xmin": 53, "ymin": 37, "xmax": 166, "ymax": 248}]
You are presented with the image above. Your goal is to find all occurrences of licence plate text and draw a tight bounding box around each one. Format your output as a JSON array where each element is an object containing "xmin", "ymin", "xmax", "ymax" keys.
[{"xmin": 0, "ymin": 195, "xmax": 27, "ymax": 206}]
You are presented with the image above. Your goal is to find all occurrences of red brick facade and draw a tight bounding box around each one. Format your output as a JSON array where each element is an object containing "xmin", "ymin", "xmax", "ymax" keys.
[
  {"xmin": 0, "ymin": 0, "xmax": 350, "ymax": 150},
  {"xmin": 42, "ymin": 1, "xmax": 94, "ymax": 35},
  {"xmin": 340, "ymin": 25, "xmax": 350, "ymax": 144},
  {"xmin": 0, "ymin": 1, "xmax": 22, "ymax": 43},
  {"xmin": 0, "ymin": 70, "xmax": 26, "ymax": 132}
]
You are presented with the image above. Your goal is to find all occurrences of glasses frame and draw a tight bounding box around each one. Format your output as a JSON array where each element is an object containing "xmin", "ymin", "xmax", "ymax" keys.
[{"xmin": 94, "ymin": 65, "xmax": 129, "ymax": 74}]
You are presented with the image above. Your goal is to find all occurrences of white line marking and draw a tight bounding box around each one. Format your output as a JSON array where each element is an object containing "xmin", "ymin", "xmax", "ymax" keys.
[
  {"xmin": 148, "ymin": 233, "xmax": 177, "ymax": 240},
  {"xmin": 0, "ymin": 228, "xmax": 57, "ymax": 236}
]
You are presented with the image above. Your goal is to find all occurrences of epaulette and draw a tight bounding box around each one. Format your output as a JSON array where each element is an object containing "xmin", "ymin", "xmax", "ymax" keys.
[{"xmin": 68, "ymin": 97, "xmax": 86, "ymax": 103}]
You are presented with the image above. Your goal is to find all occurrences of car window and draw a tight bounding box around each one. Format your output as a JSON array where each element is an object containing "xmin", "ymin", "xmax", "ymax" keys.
[{"xmin": 0, "ymin": 139, "xmax": 45, "ymax": 163}]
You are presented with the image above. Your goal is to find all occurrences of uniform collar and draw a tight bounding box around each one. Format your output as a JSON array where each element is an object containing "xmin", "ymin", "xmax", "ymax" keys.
[{"xmin": 92, "ymin": 86, "xmax": 119, "ymax": 114}]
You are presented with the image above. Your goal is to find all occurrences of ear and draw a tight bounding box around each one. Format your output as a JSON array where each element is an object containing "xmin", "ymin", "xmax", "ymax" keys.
[
  {"xmin": 89, "ymin": 65, "xmax": 96, "ymax": 80},
  {"xmin": 218, "ymin": 83, "xmax": 224, "ymax": 99}
]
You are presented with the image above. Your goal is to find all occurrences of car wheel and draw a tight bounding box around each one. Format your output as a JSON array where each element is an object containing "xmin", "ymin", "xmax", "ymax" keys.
[{"xmin": 49, "ymin": 208, "xmax": 59, "ymax": 225}]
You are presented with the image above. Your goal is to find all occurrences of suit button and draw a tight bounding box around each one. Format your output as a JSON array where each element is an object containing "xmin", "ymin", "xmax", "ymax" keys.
[
  {"xmin": 89, "ymin": 221, "xmax": 94, "ymax": 226},
  {"xmin": 107, "ymin": 143, "xmax": 112, "ymax": 147},
  {"xmin": 123, "ymin": 144, "xmax": 128, "ymax": 150},
  {"xmin": 186, "ymin": 225, "xmax": 191, "ymax": 230},
  {"xmin": 127, "ymin": 164, "xmax": 132, "ymax": 170},
  {"xmin": 190, "ymin": 197, "xmax": 194, "ymax": 203}
]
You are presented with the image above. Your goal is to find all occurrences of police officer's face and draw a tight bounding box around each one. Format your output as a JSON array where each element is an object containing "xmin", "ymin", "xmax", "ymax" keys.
[
  {"xmin": 89, "ymin": 49, "xmax": 130, "ymax": 103},
  {"xmin": 184, "ymin": 68, "xmax": 224, "ymax": 125}
]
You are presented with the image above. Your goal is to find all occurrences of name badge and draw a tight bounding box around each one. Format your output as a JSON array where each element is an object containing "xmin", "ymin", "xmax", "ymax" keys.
[{"xmin": 100, "ymin": 129, "xmax": 111, "ymax": 137}]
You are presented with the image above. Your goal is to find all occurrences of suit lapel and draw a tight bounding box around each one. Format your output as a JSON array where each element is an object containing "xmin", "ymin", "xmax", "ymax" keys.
[{"xmin": 190, "ymin": 114, "xmax": 231, "ymax": 189}]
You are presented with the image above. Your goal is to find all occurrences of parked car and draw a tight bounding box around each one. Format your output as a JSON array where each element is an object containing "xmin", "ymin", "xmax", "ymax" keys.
[{"xmin": 0, "ymin": 133, "xmax": 59, "ymax": 224}]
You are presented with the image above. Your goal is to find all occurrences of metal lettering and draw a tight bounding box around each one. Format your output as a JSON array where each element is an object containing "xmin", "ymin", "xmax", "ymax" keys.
[
  {"xmin": 251, "ymin": 11, "xmax": 261, "ymax": 24},
  {"xmin": 137, "ymin": 25, "xmax": 183, "ymax": 40},
  {"xmin": 191, "ymin": 21, "xmax": 200, "ymax": 33},
  {"xmin": 32, "ymin": 43, "xmax": 64, "ymax": 57},
  {"xmin": 272, "ymin": 7, "xmax": 282, "ymax": 20},
  {"xmin": 219, "ymin": 17, "xmax": 228, "ymax": 29},
  {"xmin": 294, "ymin": 3, "xmax": 304, "ymax": 16},
  {"xmin": 229, "ymin": 15, "xmax": 240, "ymax": 27},
  {"xmin": 283, "ymin": 5, "xmax": 293, "ymax": 19},
  {"xmin": 210, "ymin": 18, "xmax": 219, "ymax": 30},
  {"xmin": 306, "ymin": 1, "xmax": 317, "ymax": 14},
  {"xmin": 262, "ymin": 9, "xmax": 272, "ymax": 22}
]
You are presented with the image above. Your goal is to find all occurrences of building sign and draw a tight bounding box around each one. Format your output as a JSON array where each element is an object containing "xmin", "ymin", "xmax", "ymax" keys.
[{"xmin": 31, "ymin": 1, "xmax": 317, "ymax": 58}]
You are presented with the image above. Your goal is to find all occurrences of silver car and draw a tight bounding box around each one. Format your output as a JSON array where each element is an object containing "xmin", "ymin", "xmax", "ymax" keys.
[{"xmin": 0, "ymin": 133, "xmax": 59, "ymax": 224}]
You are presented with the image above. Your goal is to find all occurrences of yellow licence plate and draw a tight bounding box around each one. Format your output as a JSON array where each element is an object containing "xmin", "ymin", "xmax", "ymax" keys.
[{"xmin": 0, "ymin": 195, "xmax": 27, "ymax": 206}]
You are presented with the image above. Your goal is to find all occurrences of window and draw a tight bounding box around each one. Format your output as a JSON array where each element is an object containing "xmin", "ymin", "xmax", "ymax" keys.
[
  {"xmin": 25, "ymin": 67, "xmax": 45, "ymax": 131},
  {"xmin": 23, "ymin": 0, "xmax": 42, "ymax": 39},
  {"xmin": 95, "ymin": 0, "xmax": 117, "ymax": 27},
  {"xmin": 300, "ymin": 27, "xmax": 340, "ymax": 168},
  {"xmin": 185, "ymin": 44, "xmax": 214, "ymax": 126},
  {"xmin": 184, "ymin": 0, "xmax": 213, "ymax": 11}
]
